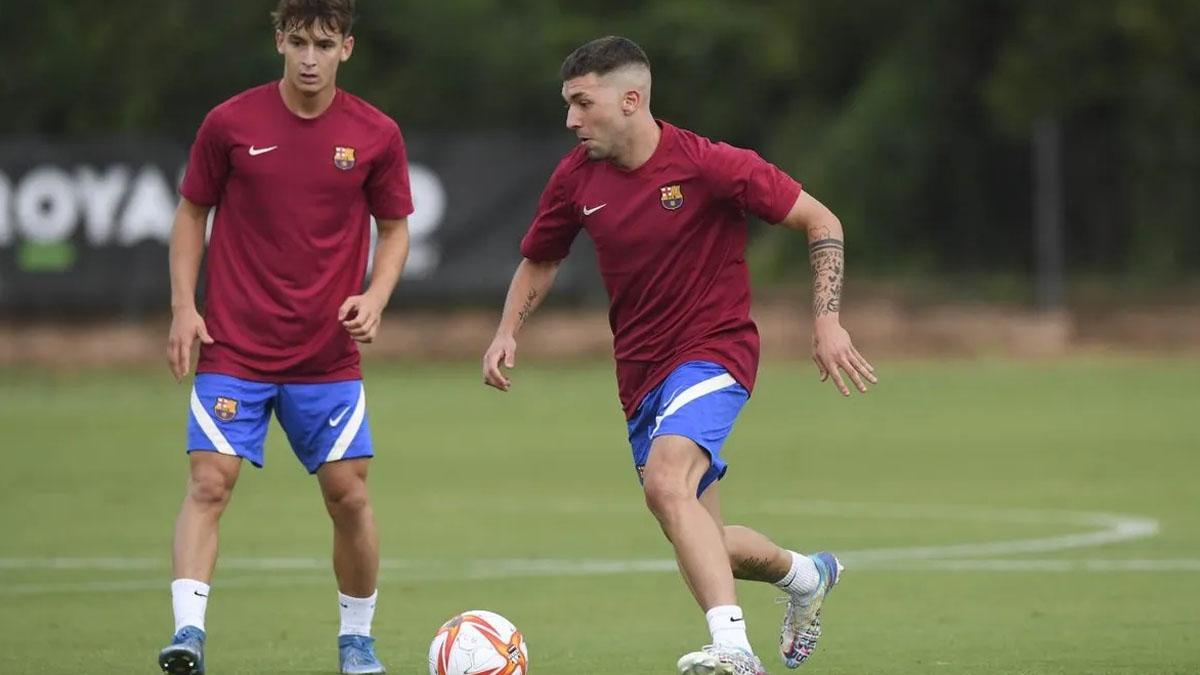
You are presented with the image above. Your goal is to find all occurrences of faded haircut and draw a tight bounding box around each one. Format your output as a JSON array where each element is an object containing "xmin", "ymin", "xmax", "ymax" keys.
[{"xmin": 560, "ymin": 36, "xmax": 651, "ymax": 81}]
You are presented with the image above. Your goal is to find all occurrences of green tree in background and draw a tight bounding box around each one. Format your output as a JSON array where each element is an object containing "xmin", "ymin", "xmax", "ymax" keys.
[
  {"xmin": 5, "ymin": 0, "xmax": 1198, "ymax": 280},
  {"xmin": 985, "ymin": 0, "xmax": 1200, "ymax": 279}
]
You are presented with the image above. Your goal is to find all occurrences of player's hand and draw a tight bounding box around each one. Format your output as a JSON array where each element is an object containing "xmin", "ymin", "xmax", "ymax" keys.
[
  {"xmin": 339, "ymin": 293, "xmax": 386, "ymax": 344},
  {"xmin": 482, "ymin": 333, "xmax": 517, "ymax": 391},
  {"xmin": 167, "ymin": 306, "xmax": 214, "ymax": 383},
  {"xmin": 812, "ymin": 317, "xmax": 876, "ymax": 396}
]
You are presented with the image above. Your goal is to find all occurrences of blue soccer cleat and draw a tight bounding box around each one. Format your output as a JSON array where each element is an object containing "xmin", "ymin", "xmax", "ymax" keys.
[
  {"xmin": 778, "ymin": 551, "xmax": 842, "ymax": 668},
  {"xmin": 158, "ymin": 625, "xmax": 205, "ymax": 675},
  {"xmin": 339, "ymin": 634, "xmax": 386, "ymax": 674}
]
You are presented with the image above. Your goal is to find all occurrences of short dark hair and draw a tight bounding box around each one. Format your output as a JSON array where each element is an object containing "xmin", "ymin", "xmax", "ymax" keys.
[
  {"xmin": 272, "ymin": 0, "xmax": 355, "ymax": 37},
  {"xmin": 560, "ymin": 36, "xmax": 651, "ymax": 81}
]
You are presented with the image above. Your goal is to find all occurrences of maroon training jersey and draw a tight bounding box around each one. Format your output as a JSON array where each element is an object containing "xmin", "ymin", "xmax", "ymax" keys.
[
  {"xmin": 181, "ymin": 83, "xmax": 413, "ymax": 382},
  {"xmin": 521, "ymin": 121, "xmax": 802, "ymax": 417}
]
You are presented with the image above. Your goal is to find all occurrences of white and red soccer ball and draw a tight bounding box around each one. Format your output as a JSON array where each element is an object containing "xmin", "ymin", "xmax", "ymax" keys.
[{"xmin": 428, "ymin": 610, "xmax": 529, "ymax": 675}]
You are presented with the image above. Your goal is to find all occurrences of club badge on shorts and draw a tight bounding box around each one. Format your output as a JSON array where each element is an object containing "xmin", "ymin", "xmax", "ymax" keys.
[
  {"xmin": 213, "ymin": 397, "xmax": 239, "ymax": 422},
  {"xmin": 333, "ymin": 146, "xmax": 356, "ymax": 170},
  {"xmin": 660, "ymin": 184, "xmax": 684, "ymax": 210}
]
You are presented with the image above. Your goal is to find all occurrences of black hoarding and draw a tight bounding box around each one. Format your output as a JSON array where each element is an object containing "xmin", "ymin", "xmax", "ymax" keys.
[{"xmin": 0, "ymin": 135, "xmax": 602, "ymax": 315}]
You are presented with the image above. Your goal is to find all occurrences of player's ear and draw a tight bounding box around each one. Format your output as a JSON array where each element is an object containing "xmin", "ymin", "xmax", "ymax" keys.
[
  {"xmin": 621, "ymin": 90, "xmax": 640, "ymax": 116},
  {"xmin": 275, "ymin": 30, "xmax": 286, "ymax": 55},
  {"xmin": 340, "ymin": 35, "xmax": 355, "ymax": 62}
]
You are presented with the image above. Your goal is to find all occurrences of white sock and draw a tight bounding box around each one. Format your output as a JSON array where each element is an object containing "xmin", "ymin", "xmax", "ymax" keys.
[
  {"xmin": 706, "ymin": 604, "xmax": 753, "ymax": 654},
  {"xmin": 774, "ymin": 550, "xmax": 820, "ymax": 596},
  {"xmin": 338, "ymin": 590, "xmax": 378, "ymax": 637},
  {"xmin": 171, "ymin": 578, "xmax": 210, "ymax": 633}
]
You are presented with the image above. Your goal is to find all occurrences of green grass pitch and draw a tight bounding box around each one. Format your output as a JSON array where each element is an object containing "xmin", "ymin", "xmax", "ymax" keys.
[{"xmin": 0, "ymin": 358, "xmax": 1197, "ymax": 673}]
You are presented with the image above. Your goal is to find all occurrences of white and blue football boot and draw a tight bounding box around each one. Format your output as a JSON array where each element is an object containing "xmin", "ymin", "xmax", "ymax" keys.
[
  {"xmin": 677, "ymin": 644, "xmax": 768, "ymax": 675},
  {"xmin": 158, "ymin": 625, "xmax": 205, "ymax": 675},
  {"xmin": 338, "ymin": 634, "xmax": 386, "ymax": 674},
  {"xmin": 778, "ymin": 551, "xmax": 842, "ymax": 668}
]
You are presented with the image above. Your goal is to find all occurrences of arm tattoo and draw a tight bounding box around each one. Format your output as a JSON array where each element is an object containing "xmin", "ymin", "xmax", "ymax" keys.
[
  {"xmin": 809, "ymin": 238, "xmax": 844, "ymax": 317},
  {"xmin": 517, "ymin": 288, "xmax": 539, "ymax": 328}
]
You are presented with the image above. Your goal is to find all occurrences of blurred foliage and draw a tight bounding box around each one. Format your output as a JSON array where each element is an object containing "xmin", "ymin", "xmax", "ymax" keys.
[{"xmin": 5, "ymin": 0, "xmax": 1198, "ymax": 278}]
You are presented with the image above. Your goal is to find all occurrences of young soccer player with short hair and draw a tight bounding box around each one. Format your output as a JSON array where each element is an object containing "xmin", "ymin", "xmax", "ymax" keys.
[
  {"xmin": 160, "ymin": 2, "xmax": 410, "ymax": 673},
  {"xmin": 482, "ymin": 36, "xmax": 876, "ymax": 674}
]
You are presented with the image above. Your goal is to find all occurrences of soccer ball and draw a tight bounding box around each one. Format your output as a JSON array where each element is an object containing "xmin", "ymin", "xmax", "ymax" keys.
[{"xmin": 428, "ymin": 609, "xmax": 529, "ymax": 675}]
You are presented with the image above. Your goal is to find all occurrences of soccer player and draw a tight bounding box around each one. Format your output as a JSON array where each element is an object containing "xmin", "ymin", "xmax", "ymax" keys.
[
  {"xmin": 481, "ymin": 37, "xmax": 876, "ymax": 674},
  {"xmin": 159, "ymin": 1, "xmax": 411, "ymax": 673}
]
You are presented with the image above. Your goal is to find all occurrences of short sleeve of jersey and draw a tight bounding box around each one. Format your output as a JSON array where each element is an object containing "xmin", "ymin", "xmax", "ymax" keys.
[
  {"xmin": 180, "ymin": 110, "xmax": 231, "ymax": 207},
  {"xmin": 705, "ymin": 142, "xmax": 803, "ymax": 224},
  {"xmin": 520, "ymin": 158, "xmax": 582, "ymax": 262},
  {"xmin": 367, "ymin": 124, "xmax": 414, "ymax": 220}
]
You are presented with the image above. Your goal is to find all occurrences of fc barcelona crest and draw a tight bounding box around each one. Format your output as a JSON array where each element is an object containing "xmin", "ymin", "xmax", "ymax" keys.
[
  {"xmin": 660, "ymin": 184, "xmax": 684, "ymax": 210},
  {"xmin": 333, "ymin": 146, "xmax": 356, "ymax": 170},
  {"xmin": 213, "ymin": 397, "xmax": 239, "ymax": 422}
]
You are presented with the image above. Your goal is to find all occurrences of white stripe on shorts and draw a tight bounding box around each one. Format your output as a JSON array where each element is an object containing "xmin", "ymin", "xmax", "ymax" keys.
[
  {"xmin": 326, "ymin": 383, "xmax": 367, "ymax": 463},
  {"xmin": 189, "ymin": 388, "xmax": 238, "ymax": 456},
  {"xmin": 652, "ymin": 373, "xmax": 737, "ymax": 436}
]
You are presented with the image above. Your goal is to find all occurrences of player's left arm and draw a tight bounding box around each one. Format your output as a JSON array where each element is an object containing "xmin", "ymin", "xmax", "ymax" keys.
[
  {"xmin": 779, "ymin": 191, "xmax": 877, "ymax": 396},
  {"xmin": 339, "ymin": 217, "xmax": 409, "ymax": 344}
]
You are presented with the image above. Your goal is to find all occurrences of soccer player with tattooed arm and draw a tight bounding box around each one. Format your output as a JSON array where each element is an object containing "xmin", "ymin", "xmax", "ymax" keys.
[{"xmin": 481, "ymin": 36, "xmax": 876, "ymax": 675}]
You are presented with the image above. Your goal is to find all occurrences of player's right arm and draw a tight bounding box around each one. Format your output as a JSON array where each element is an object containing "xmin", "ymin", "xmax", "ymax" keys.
[
  {"xmin": 169, "ymin": 106, "xmax": 230, "ymax": 382},
  {"xmin": 167, "ymin": 197, "xmax": 214, "ymax": 383},
  {"xmin": 482, "ymin": 258, "xmax": 562, "ymax": 391},
  {"xmin": 484, "ymin": 155, "xmax": 583, "ymax": 392}
]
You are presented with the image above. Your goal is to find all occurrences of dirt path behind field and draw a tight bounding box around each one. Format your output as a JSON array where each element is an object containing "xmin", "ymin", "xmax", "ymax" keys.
[{"xmin": 2, "ymin": 300, "xmax": 1197, "ymax": 370}]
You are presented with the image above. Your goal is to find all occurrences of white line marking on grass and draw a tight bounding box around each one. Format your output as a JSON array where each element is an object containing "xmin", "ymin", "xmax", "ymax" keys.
[
  {"xmin": 0, "ymin": 503, "xmax": 1187, "ymax": 595},
  {"xmin": 856, "ymin": 559, "xmax": 1200, "ymax": 572},
  {"xmin": 0, "ymin": 574, "xmax": 336, "ymax": 596},
  {"xmin": 828, "ymin": 507, "xmax": 1160, "ymax": 562},
  {"xmin": 3, "ymin": 558, "xmax": 1199, "ymax": 595}
]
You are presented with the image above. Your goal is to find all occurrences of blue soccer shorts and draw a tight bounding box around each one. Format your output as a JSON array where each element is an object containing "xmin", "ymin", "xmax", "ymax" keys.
[
  {"xmin": 186, "ymin": 373, "xmax": 373, "ymax": 473},
  {"xmin": 627, "ymin": 360, "xmax": 750, "ymax": 497}
]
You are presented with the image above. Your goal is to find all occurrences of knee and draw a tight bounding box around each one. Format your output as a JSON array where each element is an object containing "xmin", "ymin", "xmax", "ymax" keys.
[
  {"xmin": 642, "ymin": 470, "xmax": 691, "ymax": 522},
  {"xmin": 323, "ymin": 483, "xmax": 370, "ymax": 520},
  {"xmin": 187, "ymin": 471, "xmax": 233, "ymax": 510}
]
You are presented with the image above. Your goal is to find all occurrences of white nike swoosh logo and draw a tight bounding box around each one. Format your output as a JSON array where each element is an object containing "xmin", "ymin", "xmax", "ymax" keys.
[
  {"xmin": 248, "ymin": 145, "xmax": 278, "ymax": 156},
  {"xmin": 582, "ymin": 203, "xmax": 607, "ymax": 216},
  {"xmin": 328, "ymin": 407, "xmax": 350, "ymax": 427}
]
